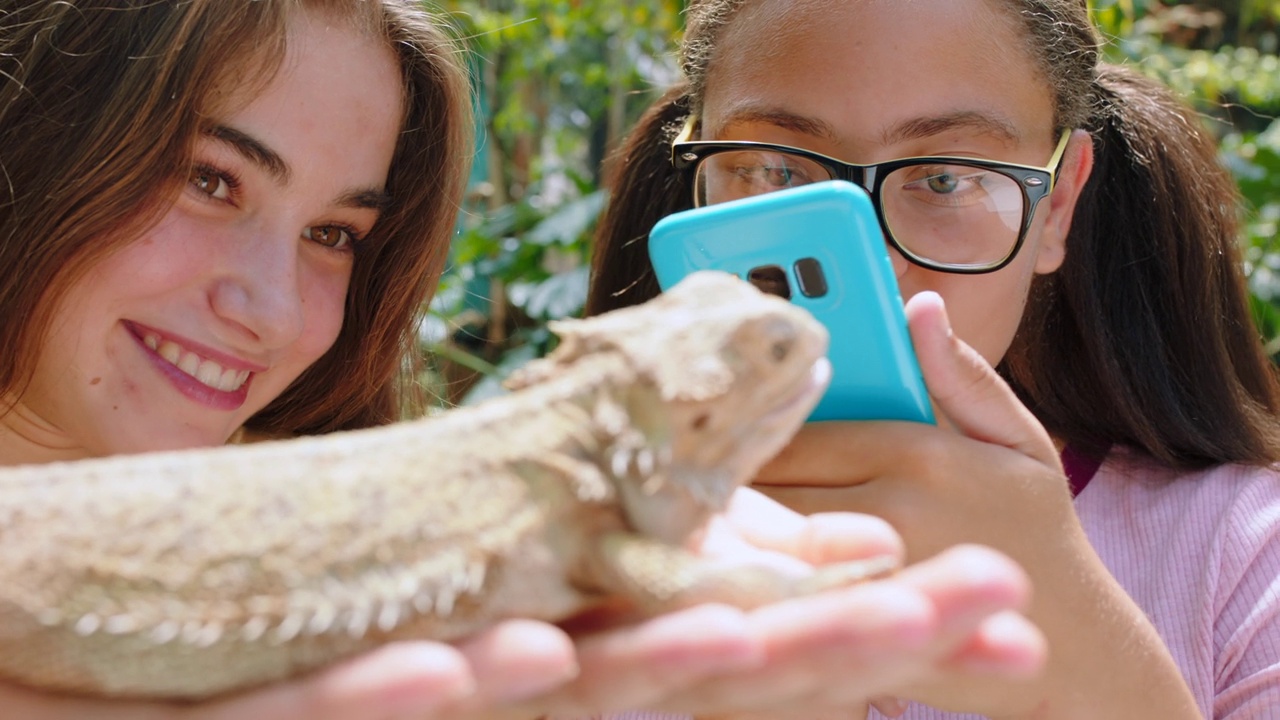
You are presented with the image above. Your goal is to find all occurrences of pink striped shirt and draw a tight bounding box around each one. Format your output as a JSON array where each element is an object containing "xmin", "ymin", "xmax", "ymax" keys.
[{"xmin": 587, "ymin": 448, "xmax": 1280, "ymax": 719}]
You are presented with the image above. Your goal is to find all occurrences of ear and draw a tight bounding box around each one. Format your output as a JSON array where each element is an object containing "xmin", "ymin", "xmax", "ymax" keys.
[{"xmin": 1034, "ymin": 129, "xmax": 1094, "ymax": 275}]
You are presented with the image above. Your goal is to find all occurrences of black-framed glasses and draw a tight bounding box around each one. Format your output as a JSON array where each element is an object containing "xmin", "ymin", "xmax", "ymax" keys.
[{"xmin": 671, "ymin": 118, "xmax": 1072, "ymax": 274}]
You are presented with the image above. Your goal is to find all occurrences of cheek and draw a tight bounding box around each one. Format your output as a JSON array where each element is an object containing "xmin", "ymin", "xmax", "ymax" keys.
[
  {"xmin": 295, "ymin": 265, "xmax": 352, "ymax": 363},
  {"xmin": 900, "ymin": 269, "xmax": 1034, "ymax": 367},
  {"xmin": 115, "ymin": 215, "xmax": 213, "ymax": 288}
]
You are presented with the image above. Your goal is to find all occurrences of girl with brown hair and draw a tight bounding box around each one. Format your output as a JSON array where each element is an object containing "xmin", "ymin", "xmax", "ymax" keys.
[
  {"xmin": 0, "ymin": 2, "xmax": 1045, "ymax": 718},
  {"xmin": 587, "ymin": 0, "xmax": 1280, "ymax": 717}
]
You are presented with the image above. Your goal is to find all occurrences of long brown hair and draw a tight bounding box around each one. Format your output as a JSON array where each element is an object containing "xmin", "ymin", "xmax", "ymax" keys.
[
  {"xmin": 0, "ymin": 0, "xmax": 472, "ymax": 436},
  {"xmin": 587, "ymin": 0, "xmax": 1280, "ymax": 468}
]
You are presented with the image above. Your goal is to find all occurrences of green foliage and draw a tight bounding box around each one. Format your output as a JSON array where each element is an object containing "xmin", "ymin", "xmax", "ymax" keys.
[
  {"xmin": 423, "ymin": 1, "xmax": 682, "ymax": 404},
  {"xmin": 424, "ymin": 2, "xmax": 1280, "ymax": 405},
  {"xmin": 1092, "ymin": 1, "xmax": 1280, "ymax": 358}
]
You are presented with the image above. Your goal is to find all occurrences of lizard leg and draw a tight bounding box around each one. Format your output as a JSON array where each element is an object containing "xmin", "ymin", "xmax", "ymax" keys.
[{"xmin": 589, "ymin": 532, "xmax": 898, "ymax": 614}]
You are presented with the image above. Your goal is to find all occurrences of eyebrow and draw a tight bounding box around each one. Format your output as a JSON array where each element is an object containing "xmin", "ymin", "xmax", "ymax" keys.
[
  {"xmin": 206, "ymin": 125, "xmax": 291, "ymax": 184},
  {"xmin": 714, "ymin": 108, "xmax": 840, "ymax": 142},
  {"xmin": 203, "ymin": 124, "xmax": 392, "ymax": 212},
  {"xmin": 336, "ymin": 188, "xmax": 393, "ymax": 213},
  {"xmin": 880, "ymin": 111, "xmax": 1021, "ymax": 146},
  {"xmin": 714, "ymin": 106, "xmax": 1020, "ymax": 148}
]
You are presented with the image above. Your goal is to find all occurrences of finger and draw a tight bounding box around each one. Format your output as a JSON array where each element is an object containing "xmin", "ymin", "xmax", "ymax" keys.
[
  {"xmin": 892, "ymin": 544, "xmax": 1039, "ymax": 660},
  {"xmin": 652, "ymin": 582, "xmax": 940, "ymax": 715},
  {"xmin": 943, "ymin": 610, "xmax": 1046, "ymax": 679},
  {"xmin": 904, "ymin": 291, "xmax": 1059, "ymax": 468},
  {"xmin": 886, "ymin": 610, "xmax": 1049, "ymax": 715},
  {"xmin": 717, "ymin": 488, "xmax": 904, "ymax": 566},
  {"xmin": 662, "ymin": 545, "xmax": 1042, "ymax": 715},
  {"xmin": 456, "ymin": 620, "xmax": 580, "ymax": 706},
  {"xmin": 896, "ymin": 543, "xmax": 1032, "ymax": 616},
  {"xmin": 533, "ymin": 603, "xmax": 765, "ymax": 716},
  {"xmin": 870, "ymin": 696, "xmax": 910, "ymax": 717},
  {"xmin": 867, "ymin": 549, "xmax": 1047, "ymax": 714},
  {"xmin": 191, "ymin": 642, "xmax": 478, "ymax": 720}
]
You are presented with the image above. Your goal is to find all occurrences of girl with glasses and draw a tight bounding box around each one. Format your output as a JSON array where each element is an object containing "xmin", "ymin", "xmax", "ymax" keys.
[
  {"xmin": 586, "ymin": 0, "xmax": 1280, "ymax": 718},
  {"xmin": 0, "ymin": 2, "xmax": 1040, "ymax": 719}
]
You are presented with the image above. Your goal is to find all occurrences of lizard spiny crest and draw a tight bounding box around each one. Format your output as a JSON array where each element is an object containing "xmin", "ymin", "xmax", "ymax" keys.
[{"xmin": 0, "ymin": 270, "xmax": 832, "ymax": 699}]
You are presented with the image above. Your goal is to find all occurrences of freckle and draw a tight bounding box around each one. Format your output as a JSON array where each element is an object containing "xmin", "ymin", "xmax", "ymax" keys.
[
  {"xmin": 112, "ymin": 406, "xmax": 119, "ymax": 411},
  {"xmin": 89, "ymin": 377, "xmax": 102, "ymax": 386}
]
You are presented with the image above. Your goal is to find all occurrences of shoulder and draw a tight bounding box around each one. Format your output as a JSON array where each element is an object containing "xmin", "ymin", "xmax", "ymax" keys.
[
  {"xmin": 1084, "ymin": 447, "xmax": 1280, "ymax": 529},
  {"xmin": 1080, "ymin": 450, "xmax": 1280, "ymax": 710},
  {"xmin": 1076, "ymin": 447, "xmax": 1280, "ymax": 610}
]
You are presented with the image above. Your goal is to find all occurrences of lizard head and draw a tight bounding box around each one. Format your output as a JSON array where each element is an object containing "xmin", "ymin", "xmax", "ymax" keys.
[{"xmin": 510, "ymin": 270, "xmax": 830, "ymax": 542}]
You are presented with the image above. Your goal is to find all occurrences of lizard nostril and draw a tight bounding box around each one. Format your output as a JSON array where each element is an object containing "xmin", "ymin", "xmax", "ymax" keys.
[
  {"xmin": 767, "ymin": 319, "xmax": 798, "ymax": 362},
  {"xmin": 771, "ymin": 339, "xmax": 791, "ymax": 362}
]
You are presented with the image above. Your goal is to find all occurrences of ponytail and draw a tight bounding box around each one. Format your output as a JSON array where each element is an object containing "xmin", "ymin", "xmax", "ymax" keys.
[
  {"xmin": 1004, "ymin": 63, "xmax": 1280, "ymax": 467},
  {"xmin": 586, "ymin": 83, "xmax": 695, "ymax": 316}
]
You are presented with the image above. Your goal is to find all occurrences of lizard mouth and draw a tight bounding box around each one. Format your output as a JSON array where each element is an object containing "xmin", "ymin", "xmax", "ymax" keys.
[{"xmin": 757, "ymin": 357, "xmax": 831, "ymax": 426}]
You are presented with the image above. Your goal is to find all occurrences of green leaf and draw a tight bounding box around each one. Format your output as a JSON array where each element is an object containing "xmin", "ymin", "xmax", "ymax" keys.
[
  {"xmin": 509, "ymin": 266, "xmax": 589, "ymax": 320},
  {"xmin": 523, "ymin": 190, "xmax": 608, "ymax": 246}
]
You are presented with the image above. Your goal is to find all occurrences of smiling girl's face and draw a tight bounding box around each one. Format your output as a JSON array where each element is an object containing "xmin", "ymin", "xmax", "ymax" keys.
[{"xmin": 8, "ymin": 10, "xmax": 403, "ymax": 459}]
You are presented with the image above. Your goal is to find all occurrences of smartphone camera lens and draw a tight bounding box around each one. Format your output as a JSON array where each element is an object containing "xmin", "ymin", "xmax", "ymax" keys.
[
  {"xmin": 747, "ymin": 265, "xmax": 792, "ymax": 300},
  {"xmin": 793, "ymin": 258, "xmax": 828, "ymax": 298}
]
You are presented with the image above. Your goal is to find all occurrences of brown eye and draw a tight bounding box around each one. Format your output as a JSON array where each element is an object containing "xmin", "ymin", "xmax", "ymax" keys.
[
  {"xmin": 304, "ymin": 225, "xmax": 354, "ymax": 250},
  {"xmin": 190, "ymin": 168, "xmax": 230, "ymax": 200}
]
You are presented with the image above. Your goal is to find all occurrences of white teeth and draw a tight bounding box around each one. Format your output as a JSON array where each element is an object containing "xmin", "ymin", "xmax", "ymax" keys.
[
  {"xmin": 218, "ymin": 367, "xmax": 243, "ymax": 392},
  {"xmin": 145, "ymin": 334, "xmax": 251, "ymax": 392},
  {"xmin": 157, "ymin": 341, "xmax": 182, "ymax": 365},
  {"xmin": 177, "ymin": 353, "xmax": 200, "ymax": 376},
  {"xmin": 195, "ymin": 359, "xmax": 222, "ymax": 387}
]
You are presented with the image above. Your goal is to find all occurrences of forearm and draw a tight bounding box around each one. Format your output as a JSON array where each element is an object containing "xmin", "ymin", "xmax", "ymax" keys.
[{"xmin": 1008, "ymin": 552, "xmax": 1201, "ymax": 720}]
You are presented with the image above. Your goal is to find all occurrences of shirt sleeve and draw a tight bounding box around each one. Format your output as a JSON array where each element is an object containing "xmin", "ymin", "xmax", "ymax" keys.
[{"xmin": 1212, "ymin": 467, "xmax": 1280, "ymax": 718}]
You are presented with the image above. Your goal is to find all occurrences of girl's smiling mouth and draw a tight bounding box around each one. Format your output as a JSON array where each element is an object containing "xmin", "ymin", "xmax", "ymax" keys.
[
  {"xmin": 142, "ymin": 333, "xmax": 250, "ymax": 392},
  {"xmin": 124, "ymin": 322, "xmax": 261, "ymax": 408}
]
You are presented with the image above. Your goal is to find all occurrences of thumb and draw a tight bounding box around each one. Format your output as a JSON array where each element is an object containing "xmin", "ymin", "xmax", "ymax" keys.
[{"xmin": 905, "ymin": 291, "xmax": 1059, "ymax": 469}]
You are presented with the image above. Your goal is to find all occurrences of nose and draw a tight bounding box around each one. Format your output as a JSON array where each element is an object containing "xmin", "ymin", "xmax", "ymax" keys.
[{"xmin": 208, "ymin": 228, "xmax": 306, "ymax": 349}]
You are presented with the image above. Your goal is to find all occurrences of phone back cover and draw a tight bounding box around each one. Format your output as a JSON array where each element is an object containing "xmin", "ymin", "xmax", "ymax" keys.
[{"xmin": 648, "ymin": 181, "xmax": 933, "ymax": 423}]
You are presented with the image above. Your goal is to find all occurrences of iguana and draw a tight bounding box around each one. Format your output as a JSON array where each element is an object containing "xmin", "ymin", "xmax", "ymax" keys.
[{"xmin": 0, "ymin": 270, "xmax": 893, "ymax": 700}]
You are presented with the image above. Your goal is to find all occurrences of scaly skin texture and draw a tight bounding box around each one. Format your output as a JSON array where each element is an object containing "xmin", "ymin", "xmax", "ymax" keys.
[{"xmin": 0, "ymin": 271, "xmax": 866, "ymax": 700}]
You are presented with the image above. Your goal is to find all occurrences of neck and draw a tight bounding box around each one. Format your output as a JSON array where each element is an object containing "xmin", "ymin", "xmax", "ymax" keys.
[{"xmin": 0, "ymin": 397, "xmax": 91, "ymax": 466}]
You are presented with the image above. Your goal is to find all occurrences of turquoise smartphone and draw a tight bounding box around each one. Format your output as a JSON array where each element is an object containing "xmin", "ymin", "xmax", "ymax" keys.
[{"xmin": 648, "ymin": 180, "xmax": 934, "ymax": 423}]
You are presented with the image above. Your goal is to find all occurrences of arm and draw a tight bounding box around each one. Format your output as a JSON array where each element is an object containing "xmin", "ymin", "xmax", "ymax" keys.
[
  {"xmin": 2, "ymin": 490, "xmax": 1044, "ymax": 720},
  {"xmin": 1212, "ymin": 471, "xmax": 1280, "ymax": 719},
  {"xmin": 756, "ymin": 291, "xmax": 1202, "ymax": 719}
]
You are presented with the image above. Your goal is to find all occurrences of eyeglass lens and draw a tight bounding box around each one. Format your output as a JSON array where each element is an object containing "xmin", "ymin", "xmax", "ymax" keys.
[{"xmin": 694, "ymin": 149, "xmax": 1025, "ymax": 268}]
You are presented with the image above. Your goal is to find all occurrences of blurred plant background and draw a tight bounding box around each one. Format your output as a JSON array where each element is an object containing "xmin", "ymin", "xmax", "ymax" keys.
[{"xmin": 425, "ymin": 0, "xmax": 1280, "ymax": 406}]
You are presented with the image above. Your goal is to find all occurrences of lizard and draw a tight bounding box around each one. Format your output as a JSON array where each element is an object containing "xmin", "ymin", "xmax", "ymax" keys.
[{"xmin": 0, "ymin": 270, "xmax": 894, "ymax": 700}]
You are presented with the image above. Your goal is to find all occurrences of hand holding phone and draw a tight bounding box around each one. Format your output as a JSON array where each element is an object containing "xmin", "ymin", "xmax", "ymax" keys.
[{"xmin": 648, "ymin": 180, "xmax": 934, "ymax": 423}]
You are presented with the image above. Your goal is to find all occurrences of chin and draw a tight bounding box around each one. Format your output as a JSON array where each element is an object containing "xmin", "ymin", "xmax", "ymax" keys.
[{"xmin": 92, "ymin": 425, "xmax": 238, "ymax": 457}]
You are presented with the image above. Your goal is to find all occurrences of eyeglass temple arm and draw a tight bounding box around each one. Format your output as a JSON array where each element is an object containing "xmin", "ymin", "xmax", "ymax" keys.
[
  {"xmin": 671, "ymin": 115, "xmax": 699, "ymax": 164},
  {"xmin": 1045, "ymin": 129, "xmax": 1072, "ymax": 192}
]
